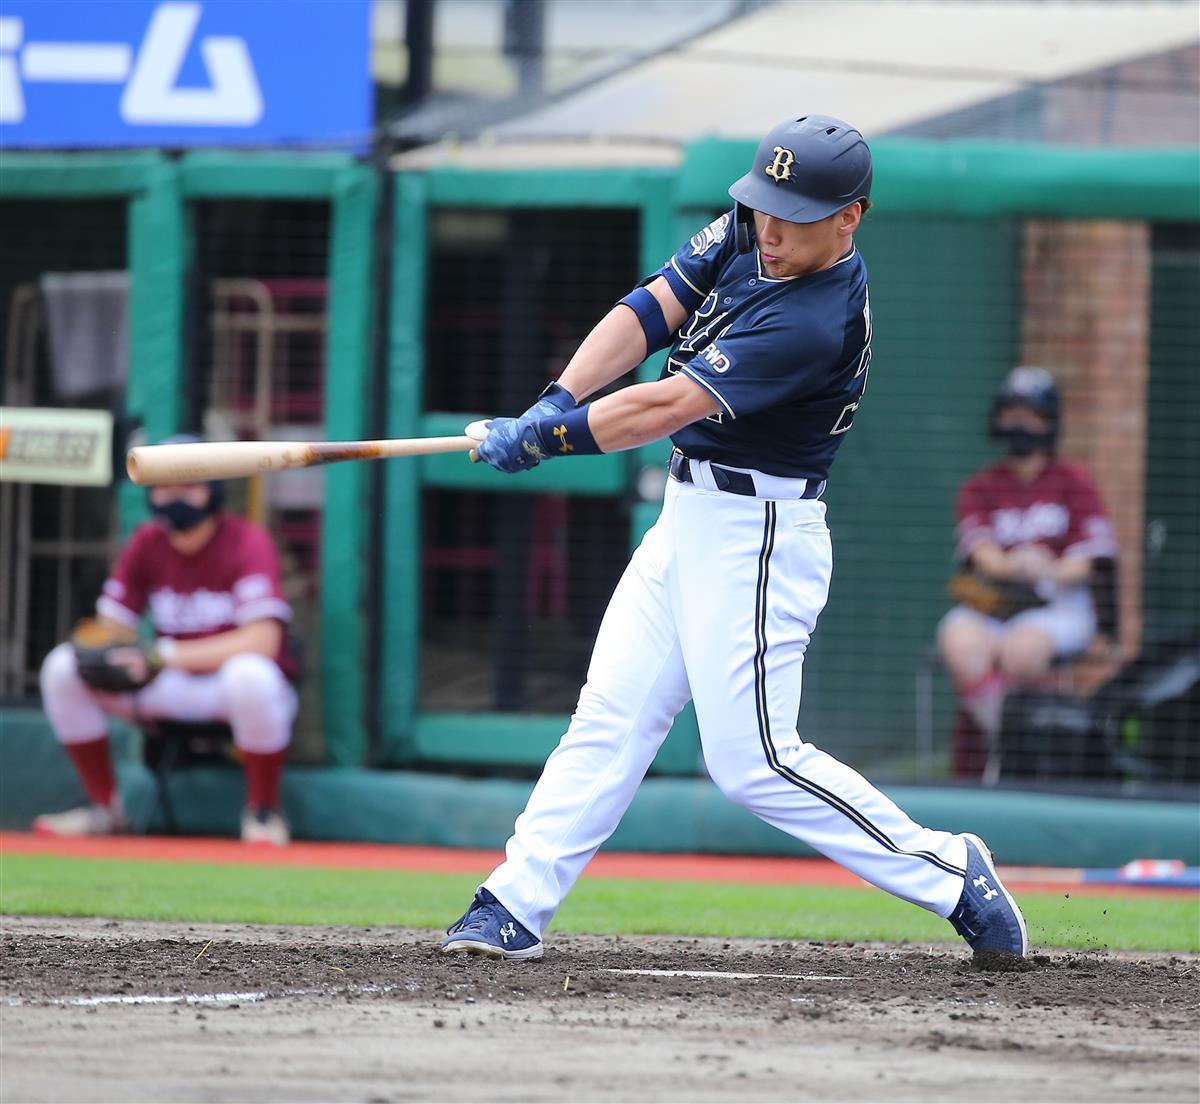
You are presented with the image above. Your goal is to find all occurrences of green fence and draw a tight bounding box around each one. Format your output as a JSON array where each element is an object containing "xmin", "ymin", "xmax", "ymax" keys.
[
  {"xmin": 5, "ymin": 141, "xmax": 1197, "ymax": 783},
  {"xmin": 381, "ymin": 141, "xmax": 1200, "ymax": 781},
  {"xmin": 379, "ymin": 165, "xmax": 705, "ymax": 772},
  {"xmin": 0, "ymin": 152, "xmax": 376, "ymax": 765}
]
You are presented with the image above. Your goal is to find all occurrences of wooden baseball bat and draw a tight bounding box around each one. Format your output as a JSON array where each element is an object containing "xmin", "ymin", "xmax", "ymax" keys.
[{"xmin": 127, "ymin": 422, "xmax": 490, "ymax": 486}]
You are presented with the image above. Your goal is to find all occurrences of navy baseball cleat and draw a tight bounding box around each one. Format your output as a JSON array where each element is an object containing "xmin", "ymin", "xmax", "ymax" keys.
[
  {"xmin": 441, "ymin": 887, "xmax": 544, "ymax": 960},
  {"xmin": 948, "ymin": 834, "xmax": 1029, "ymax": 960}
]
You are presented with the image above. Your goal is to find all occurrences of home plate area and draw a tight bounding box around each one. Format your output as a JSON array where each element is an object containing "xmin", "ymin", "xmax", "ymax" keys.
[{"xmin": 2, "ymin": 916, "xmax": 1196, "ymax": 1103}]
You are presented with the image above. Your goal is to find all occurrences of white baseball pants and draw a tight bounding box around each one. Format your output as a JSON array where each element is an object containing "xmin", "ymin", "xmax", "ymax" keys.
[
  {"xmin": 486, "ymin": 473, "xmax": 968, "ymax": 937},
  {"xmin": 40, "ymin": 643, "xmax": 296, "ymax": 755}
]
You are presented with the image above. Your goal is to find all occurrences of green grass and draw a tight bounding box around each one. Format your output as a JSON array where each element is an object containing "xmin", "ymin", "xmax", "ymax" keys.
[{"xmin": 2, "ymin": 854, "xmax": 1196, "ymax": 952}]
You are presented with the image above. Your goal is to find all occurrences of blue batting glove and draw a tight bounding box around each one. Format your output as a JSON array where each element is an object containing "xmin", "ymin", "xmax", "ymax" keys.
[
  {"xmin": 476, "ymin": 385, "xmax": 573, "ymax": 474},
  {"xmin": 476, "ymin": 417, "xmax": 551, "ymax": 474},
  {"xmin": 520, "ymin": 381, "xmax": 577, "ymax": 422}
]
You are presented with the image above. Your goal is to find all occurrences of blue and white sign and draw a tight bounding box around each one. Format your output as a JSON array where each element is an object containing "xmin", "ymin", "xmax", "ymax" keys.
[{"xmin": 0, "ymin": 1, "xmax": 371, "ymax": 148}]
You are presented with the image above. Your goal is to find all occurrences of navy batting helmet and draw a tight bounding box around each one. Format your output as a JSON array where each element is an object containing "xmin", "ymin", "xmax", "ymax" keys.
[
  {"xmin": 728, "ymin": 115, "xmax": 873, "ymax": 253},
  {"xmin": 988, "ymin": 366, "xmax": 1060, "ymax": 450}
]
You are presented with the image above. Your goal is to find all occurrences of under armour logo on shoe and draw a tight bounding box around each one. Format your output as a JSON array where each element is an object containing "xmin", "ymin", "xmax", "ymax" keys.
[
  {"xmin": 973, "ymin": 875, "xmax": 999, "ymax": 901},
  {"xmin": 499, "ymin": 921, "xmax": 516, "ymax": 944}
]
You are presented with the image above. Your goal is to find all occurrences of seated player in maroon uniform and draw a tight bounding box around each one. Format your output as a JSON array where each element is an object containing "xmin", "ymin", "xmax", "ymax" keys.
[
  {"xmin": 937, "ymin": 367, "xmax": 1116, "ymax": 777},
  {"xmin": 34, "ymin": 448, "xmax": 297, "ymax": 845}
]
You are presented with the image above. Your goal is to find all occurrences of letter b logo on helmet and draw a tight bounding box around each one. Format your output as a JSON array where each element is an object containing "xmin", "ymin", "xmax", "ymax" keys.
[
  {"xmin": 765, "ymin": 146, "xmax": 796, "ymax": 183},
  {"xmin": 729, "ymin": 114, "xmax": 873, "ymax": 252}
]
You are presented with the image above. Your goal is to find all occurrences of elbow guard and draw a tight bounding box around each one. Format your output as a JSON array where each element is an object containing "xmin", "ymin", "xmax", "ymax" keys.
[{"xmin": 617, "ymin": 286, "xmax": 670, "ymax": 355}]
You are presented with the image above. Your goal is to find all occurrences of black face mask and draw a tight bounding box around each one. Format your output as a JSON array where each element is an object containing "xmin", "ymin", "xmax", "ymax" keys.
[
  {"xmin": 152, "ymin": 499, "xmax": 211, "ymax": 533},
  {"xmin": 993, "ymin": 428, "xmax": 1053, "ymax": 457}
]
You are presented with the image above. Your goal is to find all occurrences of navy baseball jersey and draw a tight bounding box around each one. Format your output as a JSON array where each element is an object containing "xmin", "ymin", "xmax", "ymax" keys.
[{"xmin": 656, "ymin": 209, "xmax": 872, "ymax": 479}]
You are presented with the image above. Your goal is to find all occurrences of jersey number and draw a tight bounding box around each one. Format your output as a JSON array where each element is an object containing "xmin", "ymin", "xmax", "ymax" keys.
[{"xmin": 830, "ymin": 290, "xmax": 872, "ymax": 435}]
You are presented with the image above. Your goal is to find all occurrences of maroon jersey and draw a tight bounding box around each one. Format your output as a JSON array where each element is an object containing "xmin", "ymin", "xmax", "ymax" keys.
[
  {"xmin": 97, "ymin": 515, "xmax": 296, "ymax": 677},
  {"xmin": 955, "ymin": 459, "xmax": 1116, "ymax": 563}
]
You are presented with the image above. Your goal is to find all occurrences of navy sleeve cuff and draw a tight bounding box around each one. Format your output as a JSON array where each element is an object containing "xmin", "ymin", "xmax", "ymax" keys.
[{"xmin": 661, "ymin": 260, "xmax": 706, "ymax": 314}]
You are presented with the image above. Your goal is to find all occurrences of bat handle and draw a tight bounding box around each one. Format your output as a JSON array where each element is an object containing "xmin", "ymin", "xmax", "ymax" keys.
[{"xmin": 464, "ymin": 419, "xmax": 490, "ymax": 464}]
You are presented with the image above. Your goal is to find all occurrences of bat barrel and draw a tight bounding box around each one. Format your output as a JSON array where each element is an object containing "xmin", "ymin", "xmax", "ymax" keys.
[
  {"xmin": 126, "ymin": 434, "xmax": 483, "ymax": 486},
  {"xmin": 126, "ymin": 442, "xmax": 314, "ymax": 485}
]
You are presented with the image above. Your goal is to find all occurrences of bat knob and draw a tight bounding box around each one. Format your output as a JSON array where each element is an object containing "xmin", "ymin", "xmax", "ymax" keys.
[{"xmin": 465, "ymin": 419, "xmax": 490, "ymax": 464}]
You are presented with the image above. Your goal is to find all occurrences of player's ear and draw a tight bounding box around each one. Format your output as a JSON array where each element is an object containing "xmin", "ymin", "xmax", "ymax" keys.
[{"xmin": 837, "ymin": 202, "xmax": 863, "ymax": 236}]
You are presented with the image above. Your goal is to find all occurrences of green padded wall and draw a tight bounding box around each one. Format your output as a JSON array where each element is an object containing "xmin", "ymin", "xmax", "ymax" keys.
[{"xmin": 3, "ymin": 710, "xmax": 1195, "ymax": 867}]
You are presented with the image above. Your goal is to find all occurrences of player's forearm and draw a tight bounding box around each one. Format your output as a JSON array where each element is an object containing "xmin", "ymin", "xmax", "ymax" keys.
[
  {"xmin": 556, "ymin": 307, "xmax": 651, "ymax": 402},
  {"xmin": 558, "ymin": 278, "xmax": 688, "ymax": 402},
  {"xmin": 968, "ymin": 542, "xmax": 1014, "ymax": 581},
  {"xmin": 588, "ymin": 376, "xmax": 720, "ymax": 453},
  {"xmin": 162, "ymin": 620, "xmax": 283, "ymax": 673},
  {"xmin": 1052, "ymin": 554, "xmax": 1092, "ymax": 588}
]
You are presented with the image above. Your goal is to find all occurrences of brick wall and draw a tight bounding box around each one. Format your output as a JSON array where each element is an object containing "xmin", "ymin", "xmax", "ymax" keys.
[{"xmin": 1020, "ymin": 219, "xmax": 1150, "ymax": 677}]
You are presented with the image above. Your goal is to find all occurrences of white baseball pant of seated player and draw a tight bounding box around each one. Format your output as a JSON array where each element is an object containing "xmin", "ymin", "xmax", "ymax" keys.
[{"xmin": 40, "ymin": 642, "xmax": 296, "ymax": 755}]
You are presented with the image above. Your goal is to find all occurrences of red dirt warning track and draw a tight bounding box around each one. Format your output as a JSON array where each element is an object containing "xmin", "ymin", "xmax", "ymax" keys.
[
  {"xmin": 4, "ymin": 832, "xmax": 860, "ymax": 884},
  {"xmin": 1, "ymin": 832, "xmax": 1185, "ymax": 897}
]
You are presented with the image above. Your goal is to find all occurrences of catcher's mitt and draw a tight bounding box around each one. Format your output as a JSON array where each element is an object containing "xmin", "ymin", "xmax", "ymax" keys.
[
  {"xmin": 71, "ymin": 618, "xmax": 164, "ymax": 693},
  {"xmin": 948, "ymin": 572, "xmax": 1047, "ymax": 621}
]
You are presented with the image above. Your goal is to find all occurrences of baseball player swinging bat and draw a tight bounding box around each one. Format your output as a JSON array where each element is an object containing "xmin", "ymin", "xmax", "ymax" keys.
[{"xmin": 127, "ymin": 421, "xmax": 491, "ymax": 485}]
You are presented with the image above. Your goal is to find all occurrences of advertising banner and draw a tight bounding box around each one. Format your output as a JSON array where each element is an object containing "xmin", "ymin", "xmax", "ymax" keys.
[
  {"xmin": 0, "ymin": 1, "xmax": 371, "ymax": 148},
  {"xmin": 0, "ymin": 407, "xmax": 114, "ymax": 486}
]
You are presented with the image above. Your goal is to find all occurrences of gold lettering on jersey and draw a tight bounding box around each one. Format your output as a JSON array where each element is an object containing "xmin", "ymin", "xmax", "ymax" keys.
[
  {"xmin": 765, "ymin": 146, "xmax": 795, "ymax": 183},
  {"xmin": 552, "ymin": 425, "xmax": 574, "ymax": 453}
]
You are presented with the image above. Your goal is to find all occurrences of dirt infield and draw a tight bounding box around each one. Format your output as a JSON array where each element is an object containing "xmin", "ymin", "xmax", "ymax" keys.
[{"xmin": 2, "ymin": 916, "xmax": 1196, "ymax": 1103}]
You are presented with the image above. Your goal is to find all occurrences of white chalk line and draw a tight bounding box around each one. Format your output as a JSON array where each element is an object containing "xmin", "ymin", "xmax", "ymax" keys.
[
  {"xmin": 5, "ymin": 983, "xmax": 399, "ymax": 1009},
  {"xmin": 4, "ymin": 990, "xmax": 268, "ymax": 1008},
  {"xmin": 68, "ymin": 991, "xmax": 267, "ymax": 1007},
  {"xmin": 603, "ymin": 969, "xmax": 853, "ymax": 981}
]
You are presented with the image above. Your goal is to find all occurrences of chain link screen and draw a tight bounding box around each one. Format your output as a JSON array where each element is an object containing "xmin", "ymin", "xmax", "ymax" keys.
[
  {"xmin": 186, "ymin": 199, "xmax": 332, "ymax": 761},
  {"xmin": 419, "ymin": 206, "xmax": 639, "ymax": 714}
]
